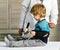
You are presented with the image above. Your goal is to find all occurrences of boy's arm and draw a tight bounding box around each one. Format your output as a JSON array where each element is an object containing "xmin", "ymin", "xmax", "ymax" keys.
[{"xmin": 34, "ymin": 31, "xmax": 50, "ymax": 39}]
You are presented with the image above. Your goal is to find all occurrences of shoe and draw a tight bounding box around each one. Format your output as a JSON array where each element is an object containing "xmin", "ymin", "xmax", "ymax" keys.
[
  {"xmin": 4, "ymin": 36, "xmax": 11, "ymax": 47},
  {"xmin": 7, "ymin": 35, "xmax": 15, "ymax": 41}
]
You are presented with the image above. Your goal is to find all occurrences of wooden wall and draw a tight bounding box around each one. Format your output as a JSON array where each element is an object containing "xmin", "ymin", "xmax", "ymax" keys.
[{"xmin": 0, "ymin": 0, "xmax": 22, "ymax": 33}]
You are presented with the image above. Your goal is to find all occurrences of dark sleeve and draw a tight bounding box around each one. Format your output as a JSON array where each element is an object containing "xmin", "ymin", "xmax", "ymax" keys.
[{"xmin": 33, "ymin": 31, "xmax": 50, "ymax": 39}]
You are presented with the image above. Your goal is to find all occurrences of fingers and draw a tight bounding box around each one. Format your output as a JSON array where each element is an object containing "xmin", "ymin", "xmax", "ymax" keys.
[
  {"xmin": 49, "ymin": 22, "xmax": 56, "ymax": 29},
  {"xmin": 18, "ymin": 28, "xmax": 23, "ymax": 36}
]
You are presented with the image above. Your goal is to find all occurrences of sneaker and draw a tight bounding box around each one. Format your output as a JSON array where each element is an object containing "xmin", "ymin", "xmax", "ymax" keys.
[
  {"xmin": 7, "ymin": 35, "xmax": 15, "ymax": 41},
  {"xmin": 4, "ymin": 36, "xmax": 11, "ymax": 47}
]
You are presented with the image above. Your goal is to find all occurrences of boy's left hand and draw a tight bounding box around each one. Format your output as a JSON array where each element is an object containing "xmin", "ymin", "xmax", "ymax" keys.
[{"xmin": 29, "ymin": 30, "xmax": 36, "ymax": 37}]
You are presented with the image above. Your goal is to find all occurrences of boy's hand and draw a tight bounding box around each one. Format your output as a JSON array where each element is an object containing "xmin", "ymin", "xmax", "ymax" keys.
[
  {"xmin": 49, "ymin": 22, "xmax": 56, "ymax": 29},
  {"xmin": 29, "ymin": 30, "xmax": 36, "ymax": 37}
]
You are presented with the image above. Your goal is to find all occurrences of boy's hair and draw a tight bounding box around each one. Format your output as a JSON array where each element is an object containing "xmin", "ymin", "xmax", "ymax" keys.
[{"xmin": 30, "ymin": 4, "xmax": 46, "ymax": 18}]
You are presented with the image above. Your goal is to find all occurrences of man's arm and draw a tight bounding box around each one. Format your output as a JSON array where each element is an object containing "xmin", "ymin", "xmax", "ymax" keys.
[
  {"xmin": 19, "ymin": 0, "xmax": 31, "ymax": 35},
  {"xmin": 19, "ymin": 0, "xmax": 31, "ymax": 28},
  {"xmin": 50, "ymin": 0, "xmax": 58, "ymax": 28}
]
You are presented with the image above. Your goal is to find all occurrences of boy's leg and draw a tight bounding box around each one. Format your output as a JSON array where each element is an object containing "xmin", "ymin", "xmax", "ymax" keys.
[
  {"xmin": 7, "ymin": 35, "xmax": 15, "ymax": 41},
  {"xmin": 5, "ymin": 35, "xmax": 46, "ymax": 47},
  {"xmin": 4, "ymin": 36, "xmax": 24, "ymax": 47},
  {"xmin": 11, "ymin": 40, "xmax": 24, "ymax": 47},
  {"xmin": 23, "ymin": 39, "xmax": 46, "ymax": 47},
  {"xmin": 4, "ymin": 36, "xmax": 12, "ymax": 47}
]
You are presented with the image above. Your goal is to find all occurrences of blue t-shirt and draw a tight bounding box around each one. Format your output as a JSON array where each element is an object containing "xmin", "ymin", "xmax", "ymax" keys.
[{"xmin": 35, "ymin": 19, "xmax": 50, "ymax": 32}]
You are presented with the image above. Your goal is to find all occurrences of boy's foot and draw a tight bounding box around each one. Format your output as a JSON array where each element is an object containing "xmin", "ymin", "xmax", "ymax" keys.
[
  {"xmin": 4, "ymin": 36, "xmax": 11, "ymax": 47},
  {"xmin": 7, "ymin": 35, "xmax": 15, "ymax": 41}
]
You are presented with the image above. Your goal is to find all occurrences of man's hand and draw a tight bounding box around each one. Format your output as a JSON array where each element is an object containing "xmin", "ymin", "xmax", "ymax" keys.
[
  {"xmin": 49, "ymin": 22, "xmax": 56, "ymax": 29},
  {"xmin": 18, "ymin": 28, "xmax": 23, "ymax": 36}
]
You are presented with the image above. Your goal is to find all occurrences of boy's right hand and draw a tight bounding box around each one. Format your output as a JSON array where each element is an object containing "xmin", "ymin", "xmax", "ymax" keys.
[{"xmin": 18, "ymin": 28, "xmax": 23, "ymax": 36}]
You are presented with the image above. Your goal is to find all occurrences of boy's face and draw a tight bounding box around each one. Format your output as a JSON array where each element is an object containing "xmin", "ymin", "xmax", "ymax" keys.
[{"xmin": 34, "ymin": 14, "xmax": 40, "ymax": 21}]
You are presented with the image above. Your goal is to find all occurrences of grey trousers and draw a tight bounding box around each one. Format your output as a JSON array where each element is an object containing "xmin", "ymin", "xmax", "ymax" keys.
[
  {"xmin": 10, "ymin": 39, "xmax": 46, "ymax": 47},
  {"xmin": 5, "ymin": 35, "xmax": 46, "ymax": 47}
]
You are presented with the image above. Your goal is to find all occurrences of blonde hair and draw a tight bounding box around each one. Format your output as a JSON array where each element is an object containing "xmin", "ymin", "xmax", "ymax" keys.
[{"xmin": 30, "ymin": 4, "xmax": 46, "ymax": 18}]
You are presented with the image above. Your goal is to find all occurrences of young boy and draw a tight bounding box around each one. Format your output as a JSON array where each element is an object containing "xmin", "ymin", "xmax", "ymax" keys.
[
  {"xmin": 29, "ymin": 4, "xmax": 50, "ymax": 43},
  {"xmin": 5, "ymin": 4, "xmax": 50, "ymax": 47}
]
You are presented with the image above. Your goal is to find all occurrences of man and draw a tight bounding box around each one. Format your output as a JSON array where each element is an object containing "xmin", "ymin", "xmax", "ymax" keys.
[{"xmin": 19, "ymin": 0, "xmax": 58, "ymax": 36}]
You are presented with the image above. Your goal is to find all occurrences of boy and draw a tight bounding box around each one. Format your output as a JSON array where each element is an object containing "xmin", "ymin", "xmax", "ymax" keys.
[
  {"xmin": 5, "ymin": 4, "xmax": 50, "ymax": 47},
  {"xmin": 29, "ymin": 4, "xmax": 50, "ymax": 43}
]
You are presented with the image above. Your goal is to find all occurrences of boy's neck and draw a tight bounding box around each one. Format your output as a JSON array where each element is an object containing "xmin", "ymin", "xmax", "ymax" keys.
[{"xmin": 40, "ymin": 18, "xmax": 45, "ymax": 21}]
